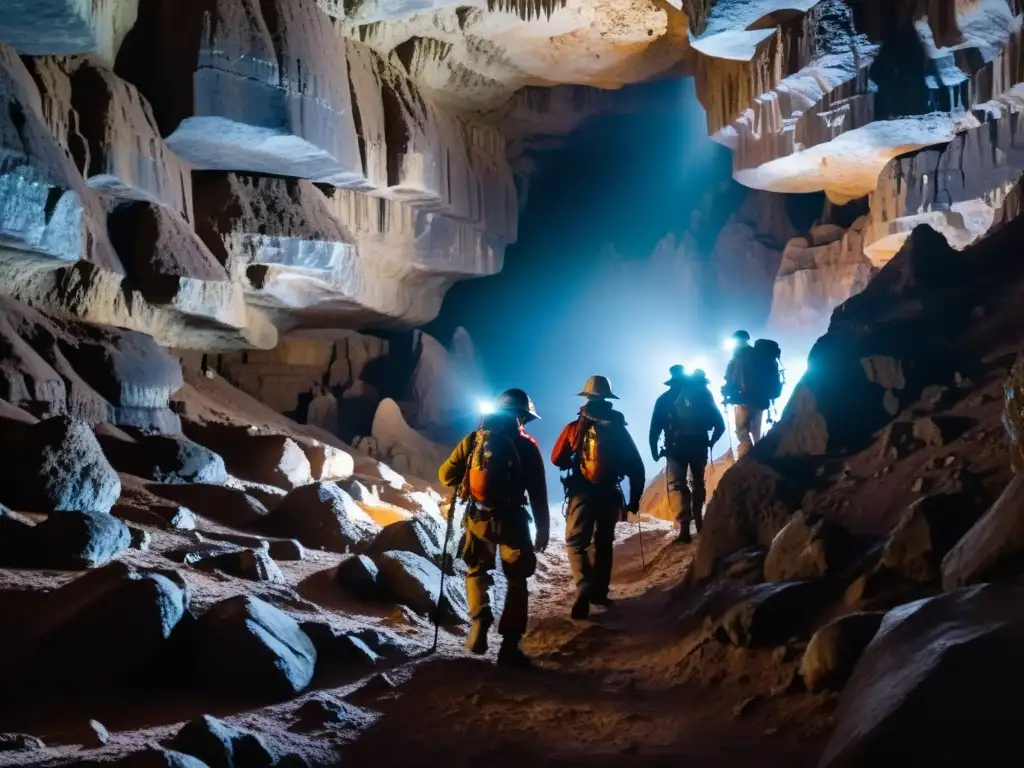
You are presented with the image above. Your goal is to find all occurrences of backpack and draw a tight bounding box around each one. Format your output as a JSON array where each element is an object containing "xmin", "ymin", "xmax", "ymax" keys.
[
  {"xmin": 467, "ymin": 428, "xmax": 523, "ymax": 507},
  {"xmin": 752, "ymin": 339, "xmax": 784, "ymax": 401},
  {"xmin": 576, "ymin": 418, "xmax": 615, "ymax": 485},
  {"xmin": 667, "ymin": 384, "xmax": 714, "ymax": 444}
]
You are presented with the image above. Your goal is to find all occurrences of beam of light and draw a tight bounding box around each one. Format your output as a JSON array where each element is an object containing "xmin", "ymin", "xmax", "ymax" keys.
[
  {"xmin": 722, "ymin": 336, "xmax": 738, "ymax": 352},
  {"xmin": 685, "ymin": 356, "xmax": 709, "ymax": 374},
  {"xmin": 477, "ymin": 399, "xmax": 495, "ymax": 415}
]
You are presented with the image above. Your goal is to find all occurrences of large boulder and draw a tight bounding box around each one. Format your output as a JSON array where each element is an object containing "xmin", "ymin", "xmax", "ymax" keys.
[
  {"xmin": 2, "ymin": 562, "xmax": 187, "ymax": 692},
  {"xmin": 181, "ymin": 423, "xmax": 312, "ymax": 489},
  {"xmin": 147, "ymin": 484, "xmax": 269, "ymax": 528},
  {"xmin": 190, "ymin": 596, "xmax": 316, "ymax": 698},
  {"xmin": 800, "ymin": 612, "xmax": 885, "ymax": 693},
  {"xmin": 99, "ymin": 430, "xmax": 228, "ymax": 485},
  {"xmin": 942, "ymin": 476, "xmax": 1024, "ymax": 589},
  {"xmin": 713, "ymin": 581, "xmax": 821, "ymax": 647},
  {"xmin": 694, "ymin": 458, "xmax": 802, "ymax": 580},
  {"xmin": 764, "ymin": 511, "xmax": 854, "ymax": 582},
  {"xmin": 881, "ymin": 492, "xmax": 984, "ymax": 582},
  {"xmin": 169, "ymin": 715, "xmax": 275, "ymax": 768},
  {"xmin": 335, "ymin": 554, "xmax": 381, "ymax": 600},
  {"xmin": 376, "ymin": 550, "xmax": 468, "ymax": 623},
  {"xmin": 263, "ymin": 481, "xmax": 379, "ymax": 553},
  {"xmin": 32, "ymin": 510, "xmax": 131, "ymax": 569},
  {"xmin": 0, "ymin": 416, "xmax": 121, "ymax": 514},
  {"xmin": 300, "ymin": 621, "xmax": 381, "ymax": 667},
  {"xmin": 820, "ymin": 583, "xmax": 1024, "ymax": 768},
  {"xmin": 192, "ymin": 548, "xmax": 285, "ymax": 584},
  {"xmin": 361, "ymin": 512, "xmax": 445, "ymax": 565}
]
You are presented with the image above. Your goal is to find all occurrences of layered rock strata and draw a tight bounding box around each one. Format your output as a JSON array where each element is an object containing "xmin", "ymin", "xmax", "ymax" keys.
[
  {"xmin": 0, "ymin": 0, "xmax": 517, "ymax": 348},
  {"xmin": 688, "ymin": 0, "xmax": 1024, "ymax": 209}
]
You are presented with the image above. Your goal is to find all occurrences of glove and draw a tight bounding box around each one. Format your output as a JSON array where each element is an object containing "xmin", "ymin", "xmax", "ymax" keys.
[{"xmin": 534, "ymin": 526, "xmax": 549, "ymax": 553}]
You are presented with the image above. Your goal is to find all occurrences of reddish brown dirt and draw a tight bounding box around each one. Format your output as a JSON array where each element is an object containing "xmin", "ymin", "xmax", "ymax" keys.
[
  {"xmin": 340, "ymin": 524, "xmax": 833, "ymax": 768},
  {"xmin": 0, "ymin": 516, "xmax": 833, "ymax": 767}
]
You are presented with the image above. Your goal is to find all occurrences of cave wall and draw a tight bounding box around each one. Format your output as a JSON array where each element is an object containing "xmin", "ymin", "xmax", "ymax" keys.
[{"xmin": 0, "ymin": 0, "xmax": 518, "ymax": 350}]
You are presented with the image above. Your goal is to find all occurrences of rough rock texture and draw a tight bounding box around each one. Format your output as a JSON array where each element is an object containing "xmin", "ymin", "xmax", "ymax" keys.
[
  {"xmin": 376, "ymin": 549, "xmax": 468, "ymax": 622},
  {"xmin": 31, "ymin": 510, "xmax": 132, "ymax": 569},
  {"xmin": 336, "ymin": 554, "xmax": 382, "ymax": 600},
  {"xmin": 763, "ymin": 510, "xmax": 853, "ymax": 582},
  {"xmin": 0, "ymin": 416, "xmax": 121, "ymax": 514},
  {"xmin": 880, "ymin": 491, "xmax": 986, "ymax": 582},
  {"xmin": 700, "ymin": 217, "xmax": 1024, "ymax": 580},
  {"xmin": 191, "ymin": 595, "xmax": 317, "ymax": 698},
  {"xmin": 0, "ymin": 294, "xmax": 182, "ymax": 430},
  {"xmin": 192, "ymin": 548, "xmax": 286, "ymax": 584},
  {"xmin": 821, "ymin": 583, "xmax": 1024, "ymax": 767},
  {"xmin": 147, "ymin": 484, "xmax": 270, "ymax": 529},
  {"xmin": 0, "ymin": 562, "xmax": 188, "ymax": 692},
  {"xmin": 264, "ymin": 481, "xmax": 381, "ymax": 553},
  {"xmin": 714, "ymin": 581, "xmax": 821, "ymax": 647},
  {"xmin": 691, "ymin": 0, "xmax": 1024, "ymax": 205},
  {"xmin": 170, "ymin": 715, "xmax": 275, "ymax": 768},
  {"xmin": 942, "ymin": 475, "xmax": 1024, "ymax": 589},
  {"xmin": 800, "ymin": 611, "xmax": 884, "ymax": 693},
  {"xmin": 98, "ymin": 430, "xmax": 228, "ymax": 485},
  {"xmin": 363, "ymin": 512, "xmax": 446, "ymax": 565}
]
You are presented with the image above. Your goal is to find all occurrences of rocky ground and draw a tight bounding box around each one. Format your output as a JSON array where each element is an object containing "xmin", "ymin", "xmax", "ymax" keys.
[{"xmin": 4, "ymin": 214, "xmax": 1024, "ymax": 768}]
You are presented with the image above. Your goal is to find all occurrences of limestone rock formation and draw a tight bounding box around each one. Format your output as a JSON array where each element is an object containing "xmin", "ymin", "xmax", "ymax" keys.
[
  {"xmin": 371, "ymin": 398, "xmax": 451, "ymax": 483},
  {"xmin": 764, "ymin": 218, "xmax": 877, "ymax": 347},
  {"xmin": 690, "ymin": 0, "xmax": 1024, "ymax": 206}
]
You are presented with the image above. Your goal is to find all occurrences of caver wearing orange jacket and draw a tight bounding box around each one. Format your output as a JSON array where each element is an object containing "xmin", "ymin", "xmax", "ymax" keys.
[{"xmin": 551, "ymin": 376, "xmax": 644, "ymax": 620}]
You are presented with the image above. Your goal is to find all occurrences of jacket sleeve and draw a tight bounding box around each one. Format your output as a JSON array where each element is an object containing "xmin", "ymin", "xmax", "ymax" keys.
[
  {"xmin": 550, "ymin": 422, "xmax": 577, "ymax": 469},
  {"xmin": 723, "ymin": 359, "xmax": 736, "ymax": 396},
  {"xmin": 439, "ymin": 433, "xmax": 475, "ymax": 488},
  {"xmin": 618, "ymin": 425, "xmax": 646, "ymax": 509},
  {"xmin": 521, "ymin": 437, "xmax": 550, "ymax": 533},
  {"xmin": 649, "ymin": 394, "xmax": 666, "ymax": 459}
]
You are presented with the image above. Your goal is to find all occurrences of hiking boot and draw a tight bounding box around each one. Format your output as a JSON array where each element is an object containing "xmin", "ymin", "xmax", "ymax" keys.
[
  {"xmin": 497, "ymin": 638, "xmax": 533, "ymax": 669},
  {"xmin": 675, "ymin": 528, "xmax": 692, "ymax": 545},
  {"xmin": 465, "ymin": 613, "xmax": 493, "ymax": 655},
  {"xmin": 590, "ymin": 594, "xmax": 615, "ymax": 608},
  {"xmin": 570, "ymin": 586, "xmax": 590, "ymax": 619}
]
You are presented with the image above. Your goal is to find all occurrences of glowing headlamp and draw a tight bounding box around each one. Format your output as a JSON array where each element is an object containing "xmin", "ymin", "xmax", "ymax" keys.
[
  {"xmin": 722, "ymin": 337, "xmax": 738, "ymax": 352},
  {"xmin": 477, "ymin": 400, "xmax": 496, "ymax": 415}
]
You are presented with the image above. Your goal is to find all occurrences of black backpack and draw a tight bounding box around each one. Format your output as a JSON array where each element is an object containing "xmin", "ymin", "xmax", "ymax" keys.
[
  {"xmin": 667, "ymin": 383, "xmax": 715, "ymax": 446},
  {"xmin": 751, "ymin": 339, "xmax": 784, "ymax": 402}
]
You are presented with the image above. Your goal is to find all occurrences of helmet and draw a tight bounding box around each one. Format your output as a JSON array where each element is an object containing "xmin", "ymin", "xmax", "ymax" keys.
[
  {"xmin": 732, "ymin": 329, "xmax": 751, "ymax": 343},
  {"xmin": 495, "ymin": 388, "xmax": 540, "ymax": 422},
  {"xmin": 690, "ymin": 369, "xmax": 709, "ymax": 384},
  {"xmin": 664, "ymin": 365, "xmax": 687, "ymax": 386},
  {"xmin": 578, "ymin": 375, "xmax": 618, "ymax": 400}
]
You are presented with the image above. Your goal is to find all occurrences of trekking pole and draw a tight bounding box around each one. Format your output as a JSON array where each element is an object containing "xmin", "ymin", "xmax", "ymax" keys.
[
  {"xmin": 723, "ymin": 402, "xmax": 734, "ymax": 458},
  {"xmin": 637, "ymin": 517, "xmax": 646, "ymax": 570},
  {"xmin": 431, "ymin": 488, "xmax": 459, "ymax": 654}
]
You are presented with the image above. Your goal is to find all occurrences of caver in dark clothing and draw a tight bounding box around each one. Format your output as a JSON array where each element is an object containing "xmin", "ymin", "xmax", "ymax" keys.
[{"xmin": 650, "ymin": 368, "xmax": 725, "ymax": 542}]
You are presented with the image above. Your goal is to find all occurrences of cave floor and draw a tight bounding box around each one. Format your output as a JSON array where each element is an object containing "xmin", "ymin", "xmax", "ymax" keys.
[
  {"xmin": 341, "ymin": 524, "xmax": 832, "ymax": 768},
  {"xmin": 0, "ymin": 518, "xmax": 833, "ymax": 767}
]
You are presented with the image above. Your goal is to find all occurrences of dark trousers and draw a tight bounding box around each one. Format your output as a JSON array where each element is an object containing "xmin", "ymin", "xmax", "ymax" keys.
[
  {"xmin": 666, "ymin": 443, "xmax": 709, "ymax": 530},
  {"xmin": 565, "ymin": 486, "xmax": 622, "ymax": 600}
]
